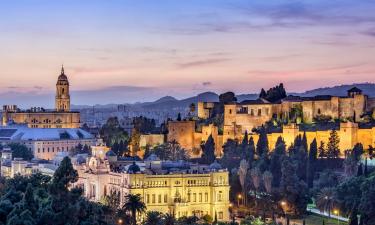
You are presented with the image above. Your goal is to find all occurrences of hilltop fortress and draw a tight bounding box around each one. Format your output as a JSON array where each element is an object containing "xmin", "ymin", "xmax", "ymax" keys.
[{"xmin": 167, "ymin": 85, "xmax": 375, "ymax": 157}]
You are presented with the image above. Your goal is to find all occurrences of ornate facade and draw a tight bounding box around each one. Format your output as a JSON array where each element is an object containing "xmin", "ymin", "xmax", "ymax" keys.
[
  {"xmin": 75, "ymin": 148, "xmax": 230, "ymax": 221},
  {"xmin": 2, "ymin": 66, "xmax": 80, "ymax": 128}
]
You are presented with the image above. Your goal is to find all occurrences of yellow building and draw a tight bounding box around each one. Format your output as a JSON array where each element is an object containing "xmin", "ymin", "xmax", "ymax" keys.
[
  {"xmin": 2, "ymin": 66, "xmax": 80, "ymax": 128},
  {"xmin": 75, "ymin": 154, "xmax": 230, "ymax": 221}
]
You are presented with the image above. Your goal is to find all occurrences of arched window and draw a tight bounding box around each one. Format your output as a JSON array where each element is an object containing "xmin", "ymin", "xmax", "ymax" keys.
[{"xmin": 62, "ymin": 88, "xmax": 65, "ymax": 94}]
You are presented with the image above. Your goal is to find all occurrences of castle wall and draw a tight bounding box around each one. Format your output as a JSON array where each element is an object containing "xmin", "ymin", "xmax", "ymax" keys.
[
  {"xmin": 167, "ymin": 121, "xmax": 195, "ymax": 154},
  {"xmin": 140, "ymin": 134, "xmax": 165, "ymax": 148}
]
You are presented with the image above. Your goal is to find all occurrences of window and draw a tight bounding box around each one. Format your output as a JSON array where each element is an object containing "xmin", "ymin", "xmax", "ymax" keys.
[
  {"xmin": 258, "ymin": 109, "xmax": 262, "ymax": 116},
  {"xmin": 199, "ymin": 193, "xmax": 202, "ymax": 202},
  {"xmin": 218, "ymin": 191, "xmax": 223, "ymax": 202},
  {"xmin": 218, "ymin": 212, "xmax": 223, "ymax": 220},
  {"xmin": 152, "ymin": 194, "xmax": 155, "ymax": 204},
  {"xmin": 318, "ymin": 108, "xmax": 321, "ymax": 114},
  {"xmin": 147, "ymin": 194, "xmax": 150, "ymax": 204},
  {"xmin": 164, "ymin": 194, "xmax": 168, "ymax": 203},
  {"xmin": 187, "ymin": 193, "xmax": 191, "ymax": 202},
  {"xmin": 229, "ymin": 109, "xmax": 232, "ymax": 114},
  {"xmin": 193, "ymin": 193, "xmax": 196, "ymax": 202},
  {"xmin": 205, "ymin": 193, "xmax": 208, "ymax": 202},
  {"xmin": 158, "ymin": 194, "xmax": 161, "ymax": 203}
]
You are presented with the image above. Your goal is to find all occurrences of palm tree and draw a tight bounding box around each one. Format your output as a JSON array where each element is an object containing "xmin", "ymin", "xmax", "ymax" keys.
[
  {"xmin": 144, "ymin": 211, "xmax": 163, "ymax": 225},
  {"xmin": 316, "ymin": 188, "xmax": 337, "ymax": 217},
  {"xmin": 238, "ymin": 160, "xmax": 249, "ymax": 206},
  {"xmin": 122, "ymin": 194, "xmax": 146, "ymax": 225},
  {"xmin": 163, "ymin": 213, "xmax": 175, "ymax": 225},
  {"xmin": 251, "ymin": 167, "xmax": 262, "ymax": 209}
]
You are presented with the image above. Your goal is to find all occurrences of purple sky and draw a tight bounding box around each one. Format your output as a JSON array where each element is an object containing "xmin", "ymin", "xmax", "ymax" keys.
[{"xmin": 0, "ymin": 0, "xmax": 375, "ymax": 107}]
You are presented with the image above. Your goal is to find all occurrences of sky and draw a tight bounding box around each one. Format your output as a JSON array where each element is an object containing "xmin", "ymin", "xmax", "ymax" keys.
[{"xmin": 0, "ymin": 0, "xmax": 375, "ymax": 107}]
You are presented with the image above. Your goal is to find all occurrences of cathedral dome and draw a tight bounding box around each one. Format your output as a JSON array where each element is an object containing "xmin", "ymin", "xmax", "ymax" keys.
[
  {"xmin": 57, "ymin": 65, "xmax": 69, "ymax": 84},
  {"xmin": 209, "ymin": 160, "xmax": 222, "ymax": 171}
]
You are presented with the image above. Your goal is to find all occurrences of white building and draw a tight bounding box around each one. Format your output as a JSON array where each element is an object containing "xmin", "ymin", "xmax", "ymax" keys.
[{"xmin": 0, "ymin": 126, "xmax": 100, "ymax": 160}]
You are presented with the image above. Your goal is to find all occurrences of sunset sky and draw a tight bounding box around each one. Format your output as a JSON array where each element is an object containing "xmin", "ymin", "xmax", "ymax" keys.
[{"xmin": 1, "ymin": 0, "xmax": 375, "ymax": 107}]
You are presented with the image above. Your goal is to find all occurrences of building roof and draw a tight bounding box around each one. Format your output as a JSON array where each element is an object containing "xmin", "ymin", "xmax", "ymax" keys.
[
  {"xmin": 0, "ymin": 126, "xmax": 94, "ymax": 141},
  {"xmin": 347, "ymin": 87, "xmax": 362, "ymax": 93},
  {"xmin": 240, "ymin": 98, "xmax": 271, "ymax": 105}
]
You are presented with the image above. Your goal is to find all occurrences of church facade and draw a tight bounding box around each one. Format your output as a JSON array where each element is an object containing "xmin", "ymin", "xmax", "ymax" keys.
[{"xmin": 2, "ymin": 66, "xmax": 80, "ymax": 128}]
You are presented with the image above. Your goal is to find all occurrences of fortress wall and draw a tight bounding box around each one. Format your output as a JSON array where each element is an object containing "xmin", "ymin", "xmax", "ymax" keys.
[
  {"xmin": 353, "ymin": 95, "xmax": 366, "ymax": 121},
  {"xmin": 357, "ymin": 129, "xmax": 373, "ymax": 148},
  {"xmin": 338, "ymin": 98, "xmax": 354, "ymax": 118},
  {"xmin": 302, "ymin": 101, "xmax": 314, "ymax": 123},
  {"xmin": 140, "ymin": 134, "xmax": 165, "ymax": 148},
  {"xmin": 167, "ymin": 121, "xmax": 195, "ymax": 152},
  {"xmin": 312, "ymin": 100, "xmax": 335, "ymax": 119}
]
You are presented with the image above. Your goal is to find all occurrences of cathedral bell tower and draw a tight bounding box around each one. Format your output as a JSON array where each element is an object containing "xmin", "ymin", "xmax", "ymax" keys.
[{"xmin": 55, "ymin": 65, "xmax": 71, "ymax": 112}]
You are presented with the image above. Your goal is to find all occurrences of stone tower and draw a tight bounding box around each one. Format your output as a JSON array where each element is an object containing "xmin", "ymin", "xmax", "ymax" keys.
[{"xmin": 55, "ymin": 65, "xmax": 70, "ymax": 112}]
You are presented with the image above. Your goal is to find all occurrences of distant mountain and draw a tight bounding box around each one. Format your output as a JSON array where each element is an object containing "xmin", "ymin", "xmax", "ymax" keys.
[
  {"xmin": 72, "ymin": 83, "xmax": 375, "ymax": 110},
  {"xmin": 290, "ymin": 83, "xmax": 375, "ymax": 97},
  {"xmin": 141, "ymin": 92, "xmax": 219, "ymax": 110}
]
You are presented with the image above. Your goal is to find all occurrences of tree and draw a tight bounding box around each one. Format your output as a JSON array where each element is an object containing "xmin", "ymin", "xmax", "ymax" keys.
[
  {"xmin": 122, "ymin": 194, "xmax": 146, "ymax": 225},
  {"xmin": 201, "ymin": 135, "xmax": 216, "ymax": 164},
  {"xmin": 302, "ymin": 132, "xmax": 308, "ymax": 153},
  {"xmin": 256, "ymin": 127, "xmax": 269, "ymax": 157},
  {"xmin": 318, "ymin": 141, "xmax": 326, "ymax": 158},
  {"xmin": 307, "ymin": 138, "xmax": 318, "ymax": 188},
  {"xmin": 51, "ymin": 157, "xmax": 78, "ymax": 192},
  {"xmin": 8, "ymin": 143, "xmax": 33, "ymax": 160},
  {"xmin": 176, "ymin": 113, "xmax": 182, "ymax": 121},
  {"xmin": 352, "ymin": 143, "xmax": 364, "ymax": 161},
  {"xmin": 246, "ymin": 137, "xmax": 256, "ymax": 163},
  {"xmin": 280, "ymin": 158, "xmax": 309, "ymax": 216},
  {"xmin": 238, "ymin": 160, "xmax": 249, "ymax": 206},
  {"xmin": 263, "ymin": 171, "xmax": 273, "ymax": 194},
  {"xmin": 144, "ymin": 211, "xmax": 163, "ymax": 225},
  {"xmin": 163, "ymin": 213, "xmax": 176, "ymax": 225},
  {"xmin": 250, "ymin": 167, "xmax": 262, "ymax": 207},
  {"xmin": 99, "ymin": 117, "xmax": 128, "ymax": 147},
  {"xmin": 327, "ymin": 130, "xmax": 340, "ymax": 158},
  {"xmin": 145, "ymin": 141, "xmax": 189, "ymax": 161},
  {"xmin": 316, "ymin": 188, "xmax": 337, "ymax": 217},
  {"xmin": 269, "ymin": 137, "xmax": 286, "ymax": 188},
  {"xmin": 130, "ymin": 128, "xmax": 141, "ymax": 156}
]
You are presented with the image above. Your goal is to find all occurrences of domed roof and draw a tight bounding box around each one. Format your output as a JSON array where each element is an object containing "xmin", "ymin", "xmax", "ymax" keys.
[
  {"xmin": 105, "ymin": 150, "xmax": 117, "ymax": 157},
  {"xmin": 127, "ymin": 162, "xmax": 140, "ymax": 174},
  {"xmin": 209, "ymin": 160, "xmax": 222, "ymax": 170},
  {"xmin": 145, "ymin": 153, "xmax": 160, "ymax": 161},
  {"xmin": 57, "ymin": 65, "xmax": 69, "ymax": 83}
]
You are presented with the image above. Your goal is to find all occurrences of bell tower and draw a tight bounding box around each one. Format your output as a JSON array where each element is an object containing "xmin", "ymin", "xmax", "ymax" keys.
[{"xmin": 55, "ymin": 65, "xmax": 71, "ymax": 112}]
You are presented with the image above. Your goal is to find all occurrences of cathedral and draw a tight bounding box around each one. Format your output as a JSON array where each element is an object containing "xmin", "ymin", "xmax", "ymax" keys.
[{"xmin": 2, "ymin": 66, "xmax": 80, "ymax": 128}]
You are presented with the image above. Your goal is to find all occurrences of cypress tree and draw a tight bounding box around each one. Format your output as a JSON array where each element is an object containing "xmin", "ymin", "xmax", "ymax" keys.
[
  {"xmin": 246, "ymin": 136, "xmax": 255, "ymax": 163},
  {"xmin": 318, "ymin": 141, "xmax": 326, "ymax": 158},
  {"xmin": 357, "ymin": 163, "xmax": 363, "ymax": 177},
  {"xmin": 256, "ymin": 127, "xmax": 269, "ymax": 157},
  {"xmin": 201, "ymin": 135, "xmax": 216, "ymax": 164},
  {"xmin": 302, "ymin": 132, "xmax": 308, "ymax": 153},
  {"xmin": 327, "ymin": 130, "xmax": 340, "ymax": 158},
  {"xmin": 307, "ymin": 138, "xmax": 318, "ymax": 188},
  {"xmin": 270, "ymin": 137, "xmax": 286, "ymax": 187}
]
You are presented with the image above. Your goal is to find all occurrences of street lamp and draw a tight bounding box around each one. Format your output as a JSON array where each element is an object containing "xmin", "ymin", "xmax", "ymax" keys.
[
  {"xmin": 237, "ymin": 194, "xmax": 242, "ymax": 207},
  {"xmin": 118, "ymin": 218, "xmax": 123, "ymax": 224},
  {"xmin": 334, "ymin": 210, "xmax": 339, "ymax": 225},
  {"xmin": 280, "ymin": 201, "xmax": 289, "ymax": 225}
]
